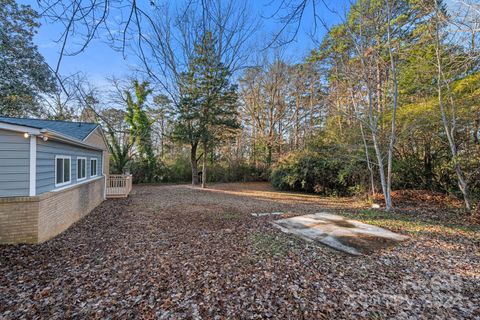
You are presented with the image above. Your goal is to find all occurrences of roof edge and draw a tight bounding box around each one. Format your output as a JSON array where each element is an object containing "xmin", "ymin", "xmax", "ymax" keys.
[
  {"xmin": 0, "ymin": 122, "xmax": 42, "ymax": 135},
  {"xmin": 0, "ymin": 116, "xmax": 97, "ymax": 126},
  {"xmin": 0, "ymin": 117, "xmax": 100, "ymax": 141},
  {"xmin": 82, "ymin": 124, "xmax": 101, "ymax": 141},
  {"xmin": 0, "ymin": 122, "xmax": 103, "ymax": 151}
]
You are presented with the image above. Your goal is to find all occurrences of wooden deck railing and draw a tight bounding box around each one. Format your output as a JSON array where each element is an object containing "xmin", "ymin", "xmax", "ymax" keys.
[{"xmin": 106, "ymin": 174, "xmax": 132, "ymax": 198}]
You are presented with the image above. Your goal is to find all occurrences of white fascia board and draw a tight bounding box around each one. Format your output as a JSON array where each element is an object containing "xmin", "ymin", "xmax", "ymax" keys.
[{"xmin": 0, "ymin": 122, "xmax": 41, "ymax": 135}]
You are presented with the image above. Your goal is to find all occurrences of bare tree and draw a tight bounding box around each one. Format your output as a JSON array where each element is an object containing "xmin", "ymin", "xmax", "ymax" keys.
[
  {"xmin": 384, "ymin": 0, "xmax": 400, "ymax": 210},
  {"xmin": 431, "ymin": 0, "xmax": 477, "ymax": 211},
  {"xmin": 239, "ymin": 55, "xmax": 291, "ymax": 165},
  {"xmin": 128, "ymin": 0, "xmax": 257, "ymax": 185}
]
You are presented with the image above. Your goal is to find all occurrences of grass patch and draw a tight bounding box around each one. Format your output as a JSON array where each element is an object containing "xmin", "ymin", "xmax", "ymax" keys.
[
  {"xmin": 342, "ymin": 209, "xmax": 480, "ymax": 239},
  {"xmin": 250, "ymin": 233, "xmax": 292, "ymax": 257},
  {"xmin": 215, "ymin": 212, "xmax": 243, "ymax": 220}
]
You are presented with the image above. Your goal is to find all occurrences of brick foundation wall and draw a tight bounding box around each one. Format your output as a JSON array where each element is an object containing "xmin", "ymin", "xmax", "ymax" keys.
[
  {"xmin": 0, "ymin": 177, "xmax": 105, "ymax": 244},
  {"xmin": 0, "ymin": 197, "xmax": 39, "ymax": 243}
]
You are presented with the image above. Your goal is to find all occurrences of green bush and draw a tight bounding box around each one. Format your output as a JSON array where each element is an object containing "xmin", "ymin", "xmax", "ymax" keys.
[
  {"xmin": 162, "ymin": 155, "xmax": 192, "ymax": 183},
  {"xmin": 270, "ymin": 148, "xmax": 367, "ymax": 196},
  {"xmin": 129, "ymin": 158, "xmax": 166, "ymax": 184},
  {"xmin": 207, "ymin": 161, "xmax": 267, "ymax": 183},
  {"xmin": 128, "ymin": 154, "xmax": 268, "ymax": 184},
  {"xmin": 392, "ymin": 154, "xmax": 480, "ymax": 203}
]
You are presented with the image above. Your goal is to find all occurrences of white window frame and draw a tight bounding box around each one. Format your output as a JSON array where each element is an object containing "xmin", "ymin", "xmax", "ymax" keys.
[
  {"xmin": 90, "ymin": 157, "xmax": 98, "ymax": 177},
  {"xmin": 77, "ymin": 157, "xmax": 87, "ymax": 181},
  {"xmin": 55, "ymin": 155, "xmax": 72, "ymax": 187}
]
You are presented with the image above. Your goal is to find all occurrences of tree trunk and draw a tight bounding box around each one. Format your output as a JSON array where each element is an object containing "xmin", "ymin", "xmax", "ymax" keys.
[
  {"xmin": 424, "ymin": 141, "xmax": 433, "ymax": 188},
  {"xmin": 266, "ymin": 142, "xmax": 273, "ymax": 165},
  {"xmin": 191, "ymin": 142, "xmax": 199, "ymax": 185},
  {"xmin": 202, "ymin": 142, "xmax": 207, "ymax": 188},
  {"xmin": 367, "ymin": 77, "xmax": 393, "ymax": 210},
  {"xmin": 474, "ymin": 112, "xmax": 479, "ymax": 145},
  {"xmin": 349, "ymin": 89, "xmax": 376, "ymax": 196},
  {"xmin": 434, "ymin": 2, "xmax": 472, "ymax": 211},
  {"xmin": 360, "ymin": 122, "xmax": 376, "ymax": 196},
  {"xmin": 385, "ymin": 0, "xmax": 397, "ymax": 212},
  {"xmin": 252, "ymin": 120, "xmax": 257, "ymax": 167},
  {"xmin": 160, "ymin": 117, "xmax": 165, "ymax": 159},
  {"xmin": 372, "ymin": 131, "xmax": 393, "ymax": 210},
  {"xmin": 294, "ymin": 95, "xmax": 300, "ymax": 149}
]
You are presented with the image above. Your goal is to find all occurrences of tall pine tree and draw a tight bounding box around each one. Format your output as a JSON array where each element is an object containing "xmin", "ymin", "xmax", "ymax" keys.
[{"xmin": 174, "ymin": 32, "xmax": 239, "ymax": 186}]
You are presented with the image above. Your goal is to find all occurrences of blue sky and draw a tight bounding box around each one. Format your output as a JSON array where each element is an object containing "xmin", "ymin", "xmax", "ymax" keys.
[{"xmin": 22, "ymin": 0, "xmax": 349, "ymax": 87}]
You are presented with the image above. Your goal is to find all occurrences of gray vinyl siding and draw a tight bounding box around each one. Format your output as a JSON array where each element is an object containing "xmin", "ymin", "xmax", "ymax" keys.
[
  {"xmin": 0, "ymin": 129, "xmax": 30, "ymax": 196},
  {"xmin": 36, "ymin": 139, "xmax": 103, "ymax": 195}
]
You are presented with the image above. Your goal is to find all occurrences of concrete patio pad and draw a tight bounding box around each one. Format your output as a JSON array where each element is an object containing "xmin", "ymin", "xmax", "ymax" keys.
[{"xmin": 272, "ymin": 212, "xmax": 408, "ymax": 255}]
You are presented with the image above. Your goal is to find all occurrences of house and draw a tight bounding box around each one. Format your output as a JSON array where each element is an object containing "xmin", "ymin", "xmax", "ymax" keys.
[{"xmin": 0, "ymin": 117, "xmax": 109, "ymax": 244}]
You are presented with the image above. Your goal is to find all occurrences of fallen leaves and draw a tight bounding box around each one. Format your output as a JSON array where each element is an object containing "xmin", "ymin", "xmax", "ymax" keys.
[{"xmin": 0, "ymin": 183, "xmax": 479, "ymax": 319}]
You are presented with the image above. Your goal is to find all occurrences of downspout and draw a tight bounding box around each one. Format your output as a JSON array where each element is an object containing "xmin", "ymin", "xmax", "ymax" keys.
[{"xmin": 102, "ymin": 150, "xmax": 107, "ymax": 200}]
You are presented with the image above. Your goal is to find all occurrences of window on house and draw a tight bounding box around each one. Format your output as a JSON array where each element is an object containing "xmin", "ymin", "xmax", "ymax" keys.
[
  {"xmin": 90, "ymin": 158, "xmax": 98, "ymax": 177},
  {"xmin": 55, "ymin": 156, "xmax": 71, "ymax": 186},
  {"xmin": 77, "ymin": 157, "xmax": 86, "ymax": 180}
]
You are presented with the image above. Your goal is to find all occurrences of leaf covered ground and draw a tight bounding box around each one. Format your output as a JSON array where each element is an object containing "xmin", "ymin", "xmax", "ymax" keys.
[{"xmin": 1, "ymin": 183, "xmax": 479, "ymax": 319}]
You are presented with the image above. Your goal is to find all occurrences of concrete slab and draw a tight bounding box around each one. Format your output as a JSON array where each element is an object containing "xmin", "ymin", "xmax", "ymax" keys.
[{"xmin": 271, "ymin": 212, "xmax": 408, "ymax": 255}]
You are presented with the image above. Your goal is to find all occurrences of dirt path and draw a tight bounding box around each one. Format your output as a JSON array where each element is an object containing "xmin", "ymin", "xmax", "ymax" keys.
[{"xmin": 1, "ymin": 183, "xmax": 479, "ymax": 319}]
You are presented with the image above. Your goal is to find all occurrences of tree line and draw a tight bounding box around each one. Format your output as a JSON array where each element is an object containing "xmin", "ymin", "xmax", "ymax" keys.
[{"xmin": 0, "ymin": 0, "xmax": 478, "ymax": 213}]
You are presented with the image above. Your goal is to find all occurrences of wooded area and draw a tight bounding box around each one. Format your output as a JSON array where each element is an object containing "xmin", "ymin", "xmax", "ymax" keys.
[{"xmin": 1, "ymin": 0, "xmax": 479, "ymax": 213}]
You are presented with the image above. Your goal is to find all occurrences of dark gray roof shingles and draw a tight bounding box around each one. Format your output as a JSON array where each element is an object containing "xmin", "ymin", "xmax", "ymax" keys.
[{"xmin": 0, "ymin": 117, "xmax": 98, "ymax": 141}]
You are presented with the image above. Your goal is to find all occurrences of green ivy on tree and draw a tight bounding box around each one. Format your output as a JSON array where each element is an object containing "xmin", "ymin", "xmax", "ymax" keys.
[{"xmin": 125, "ymin": 80, "xmax": 156, "ymax": 181}]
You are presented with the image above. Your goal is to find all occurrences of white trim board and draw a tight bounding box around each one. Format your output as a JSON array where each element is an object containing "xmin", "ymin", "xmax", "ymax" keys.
[
  {"xmin": 102, "ymin": 151, "xmax": 106, "ymax": 200},
  {"xmin": 29, "ymin": 135, "xmax": 37, "ymax": 196}
]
